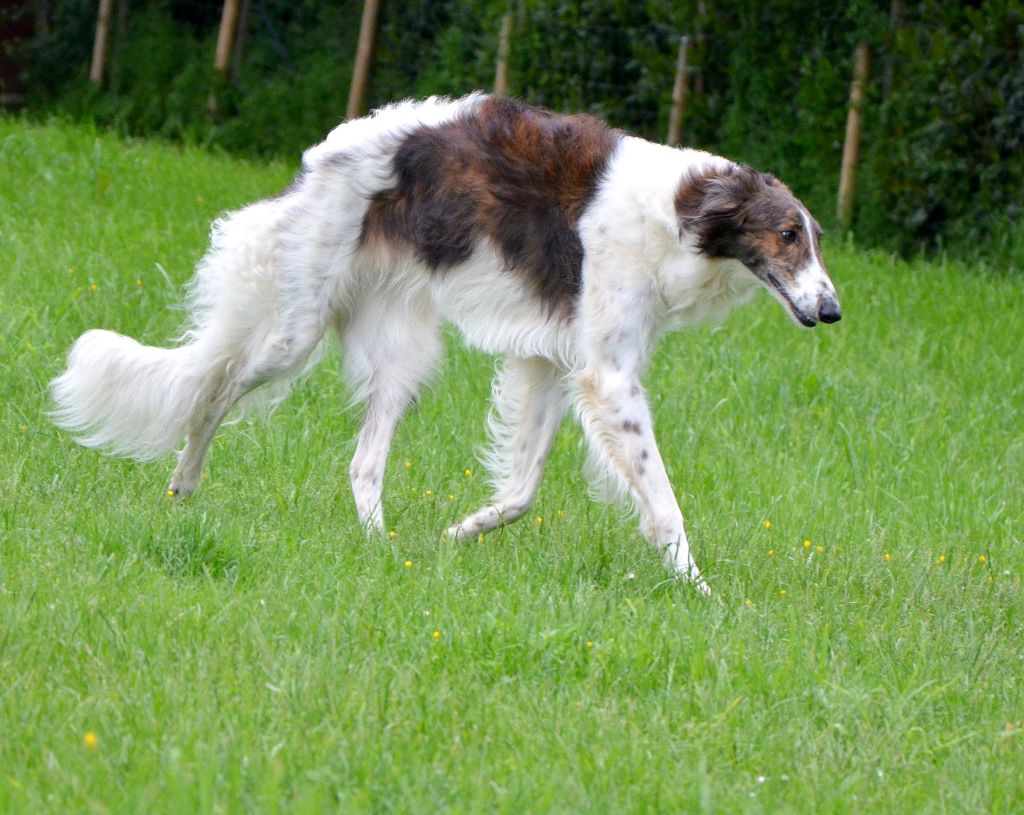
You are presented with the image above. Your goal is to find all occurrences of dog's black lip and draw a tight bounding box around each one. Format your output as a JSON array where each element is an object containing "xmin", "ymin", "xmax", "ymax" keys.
[{"xmin": 766, "ymin": 273, "xmax": 817, "ymax": 327}]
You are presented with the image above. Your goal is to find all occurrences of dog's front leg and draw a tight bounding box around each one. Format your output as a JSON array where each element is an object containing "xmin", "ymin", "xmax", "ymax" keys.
[{"xmin": 576, "ymin": 363, "xmax": 708, "ymax": 592}]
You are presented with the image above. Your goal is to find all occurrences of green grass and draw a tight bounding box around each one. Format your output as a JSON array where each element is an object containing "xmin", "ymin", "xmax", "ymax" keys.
[{"xmin": 2, "ymin": 117, "xmax": 1023, "ymax": 814}]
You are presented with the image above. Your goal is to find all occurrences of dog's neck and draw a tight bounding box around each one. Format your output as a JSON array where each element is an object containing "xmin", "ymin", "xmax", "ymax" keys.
[{"xmin": 654, "ymin": 250, "xmax": 760, "ymax": 333}]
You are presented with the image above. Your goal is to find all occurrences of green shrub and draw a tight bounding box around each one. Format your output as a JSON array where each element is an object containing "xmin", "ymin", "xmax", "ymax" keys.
[{"xmin": 17, "ymin": 0, "xmax": 1023, "ymax": 267}]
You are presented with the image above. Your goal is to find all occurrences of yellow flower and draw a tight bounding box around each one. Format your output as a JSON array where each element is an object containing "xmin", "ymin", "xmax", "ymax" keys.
[
  {"xmin": 388, "ymin": 530, "xmax": 396, "ymax": 540},
  {"xmin": 432, "ymin": 630, "xmax": 441, "ymax": 640},
  {"xmin": 477, "ymin": 533, "xmax": 484, "ymax": 544},
  {"xmin": 404, "ymin": 560, "xmax": 412, "ymax": 569},
  {"xmin": 83, "ymin": 731, "xmax": 98, "ymax": 750},
  {"xmin": 762, "ymin": 519, "xmax": 772, "ymax": 530},
  {"xmin": 166, "ymin": 489, "xmax": 175, "ymax": 498},
  {"xmin": 744, "ymin": 599, "xmax": 753, "ymax": 607},
  {"xmin": 464, "ymin": 468, "xmax": 472, "ymax": 477},
  {"xmin": 978, "ymin": 554, "xmax": 988, "ymax": 564},
  {"xmin": 447, "ymin": 494, "xmax": 455, "ymax": 501},
  {"xmin": 135, "ymin": 278, "xmax": 142, "ymax": 286},
  {"xmin": 815, "ymin": 545, "xmax": 824, "ymax": 554},
  {"xmin": 803, "ymin": 539, "xmax": 812, "ymax": 549},
  {"xmin": 779, "ymin": 588, "xmax": 788, "ymax": 597},
  {"xmin": 404, "ymin": 460, "xmax": 412, "ymax": 470},
  {"xmin": 89, "ymin": 283, "xmax": 99, "ymax": 292},
  {"xmin": 937, "ymin": 554, "xmax": 947, "ymax": 564},
  {"xmin": 585, "ymin": 641, "xmax": 593, "ymax": 649},
  {"xmin": 556, "ymin": 509, "xmax": 565, "ymax": 518},
  {"xmin": 534, "ymin": 516, "xmax": 543, "ymax": 526},
  {"xmin": 884, "ymin": 553, "xmax": 891, "ymax": 562},
  {"xmin": 768, "ymin": 549, "xmax": 775, "ymax": 556},
  {"xmin": 423, "ymin": 489, "xmax": 433, "ymax": 497}
]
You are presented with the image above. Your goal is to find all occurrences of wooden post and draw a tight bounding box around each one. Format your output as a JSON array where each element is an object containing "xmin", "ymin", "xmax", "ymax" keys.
[
  {"xmin": 89, "ymin": 0, "xmax": 114, "ymax": 85},
  {"xmin": 493, "ymin": 13, "xmax": 512, "ymax": 96},
  {"xmin": 213, "ymin": 0, "xmax": 241, "ymax": 80},
  {"xmin": 208, "ymin": 0, "xmax": 241, "ymax": 114},
  {"xmin": 346, "ymin": 0, "xmax": 381, "ymax": 121},
  {"xmin": 666, "ymin": 35, "xmax": 690, "ymax": 147},
  {"xmin": 837, "ymin": 44, "xmax": 869, "ymax": 227}
]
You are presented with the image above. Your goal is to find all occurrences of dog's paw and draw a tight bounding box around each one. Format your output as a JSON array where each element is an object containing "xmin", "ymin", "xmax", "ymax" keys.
[
  {"xmin": 165, "ymin": 482, "xmax": 195, "ymax": 499},
  {"xmin": 688, "ymin": 573, "xmax": 712, "ymax": 596},
  {"xmin": 167, "ymin": 469, "xmax": 201, "ymax": 498},
  {"xmin": 676, "ymin": 563, "xmax": 711, "ymax": 595},
  {"xmin": 445, "ymin": 522, "xmax": 470, "ymax": 540},
  {"xmin": 665, "ymin": 548, "xmax": 711, "ymax": 594}
]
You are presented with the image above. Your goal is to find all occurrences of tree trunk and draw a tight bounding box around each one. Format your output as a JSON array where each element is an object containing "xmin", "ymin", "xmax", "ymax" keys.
[{"xmin": 346, "ymin": 0, "xmax": 381, "ymax": 121}]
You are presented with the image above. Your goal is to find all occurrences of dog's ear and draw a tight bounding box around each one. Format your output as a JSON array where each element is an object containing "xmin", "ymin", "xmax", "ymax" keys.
[{"xmin": 675, "ymin": 164, "xmax": 764, "ymax": 256}]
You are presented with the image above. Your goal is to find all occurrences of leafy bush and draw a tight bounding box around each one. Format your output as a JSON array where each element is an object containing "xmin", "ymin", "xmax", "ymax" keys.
[
  {"xmin": 859, "ymin": 0, "xmax": 1024, "ymax": 259},
  {"xmin": 16, "ymin": 0, "xmax": 1023, "ymax": 266}
]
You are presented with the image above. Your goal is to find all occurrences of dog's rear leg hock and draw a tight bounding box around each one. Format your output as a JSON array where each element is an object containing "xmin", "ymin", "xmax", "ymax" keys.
[
  {"xmin": 447, "ymin": 356, "xmax": 565, "ymax": 539},
  {"xmin": 169, "ymin": 377, "xmax": 244, "ymax": 497}
]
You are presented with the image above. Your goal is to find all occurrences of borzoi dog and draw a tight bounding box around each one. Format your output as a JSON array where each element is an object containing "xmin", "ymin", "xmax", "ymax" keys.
[{"xmin": 51, "ymin": 94, "xmax": 840, "ymax": 590}]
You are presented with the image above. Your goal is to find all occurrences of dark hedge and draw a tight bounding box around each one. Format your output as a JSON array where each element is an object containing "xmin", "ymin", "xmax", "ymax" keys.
[{"xmin": 13, "ymin": 0, "xmax": 1024, "ymax": 264}]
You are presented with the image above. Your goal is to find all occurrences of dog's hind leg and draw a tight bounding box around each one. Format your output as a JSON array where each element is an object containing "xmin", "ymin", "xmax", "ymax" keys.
[
  {"xmin": 169, "ymin": 323, "xmax": 327, "ymax": 496},
  {"xmin": 344, "ymin": 293, "xmax": 442, "ymax": 531},
  {"xmin": 168, "ymin": 374, "xmax": 245, "ymax": 497},
  {"xmin": 447, "ymin": 356, "xmax": 566, "ymax": 539}
]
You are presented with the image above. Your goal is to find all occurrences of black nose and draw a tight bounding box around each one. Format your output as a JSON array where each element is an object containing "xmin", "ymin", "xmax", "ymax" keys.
[{"xmin": 818, "ymin": 298, "xmax": 842, "ymax": 324}]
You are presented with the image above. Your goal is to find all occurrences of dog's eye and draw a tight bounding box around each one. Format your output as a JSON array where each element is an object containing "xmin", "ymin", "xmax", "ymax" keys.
[{"xmin": 778, "ymin": 229, "xmax": 797, "ymax": 243}]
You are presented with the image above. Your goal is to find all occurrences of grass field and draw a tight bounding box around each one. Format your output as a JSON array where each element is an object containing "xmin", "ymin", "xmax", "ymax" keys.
[{"xmin": 2, "ymin": 118, "xmax": 1023, "ymax": 814}]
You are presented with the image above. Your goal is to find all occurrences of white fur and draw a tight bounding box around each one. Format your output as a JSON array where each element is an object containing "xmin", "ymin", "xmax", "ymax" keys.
[
  {"xmin": 51, "ymin": 96, "xmax": 837, "ymax": 592},
  {"xmin": 790, "ymin": 207, "xmax": 838, "ymax": 315}
]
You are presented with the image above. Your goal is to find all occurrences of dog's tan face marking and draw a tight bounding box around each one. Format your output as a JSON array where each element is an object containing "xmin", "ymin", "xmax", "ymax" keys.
[{"xmin": 675, "ymin": 166, "xmax": 840, "ymax": 326}]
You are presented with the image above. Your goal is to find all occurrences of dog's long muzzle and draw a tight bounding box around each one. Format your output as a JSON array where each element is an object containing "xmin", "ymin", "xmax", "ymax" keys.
[{"xmin": 766, "ymin": 271, "xmax": 841, "ymax": 328}]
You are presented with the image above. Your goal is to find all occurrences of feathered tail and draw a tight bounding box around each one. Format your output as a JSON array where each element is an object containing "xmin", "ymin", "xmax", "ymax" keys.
[
  {"xmin": 50, "ymin": 195, "xmax": 328, "ymax": 461},
  {"xmin": 49, "ymin": 330, "xmax": 214, "ymax": 460}
]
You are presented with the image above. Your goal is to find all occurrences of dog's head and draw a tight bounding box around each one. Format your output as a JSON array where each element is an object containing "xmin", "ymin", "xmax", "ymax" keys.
[{"xmin": 676, "ymin": 164, "xmax": 840, "ymax": 327}]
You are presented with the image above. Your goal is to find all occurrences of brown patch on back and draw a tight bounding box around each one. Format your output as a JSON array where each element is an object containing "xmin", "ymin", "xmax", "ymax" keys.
[{"xmin": 361, "ymin": 96, "xmax": 621, "ymax": 307}]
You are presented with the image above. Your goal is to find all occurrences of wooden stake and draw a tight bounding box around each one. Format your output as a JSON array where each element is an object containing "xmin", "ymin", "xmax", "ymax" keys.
[
  {"xmin": 89, "ymin": 0, "xmax": 114, "ymax": 85},
  {"xmin": 667, "ymin": 35, "xmax": 690, "ymax": 147},
  {"xmin": 493, "ymin": 13, "xmax": 512, "ymax": 96},
  {"xmin": 837, "ymin": 44, "xmax": 869, "ymax": 227},
  {"xmin": 213, "ymin": 0, "xmax": 241, "ymax": 80},
  {"xmin": 346, "ymin": 0, "xmax": 381, "ymax": 121}
]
